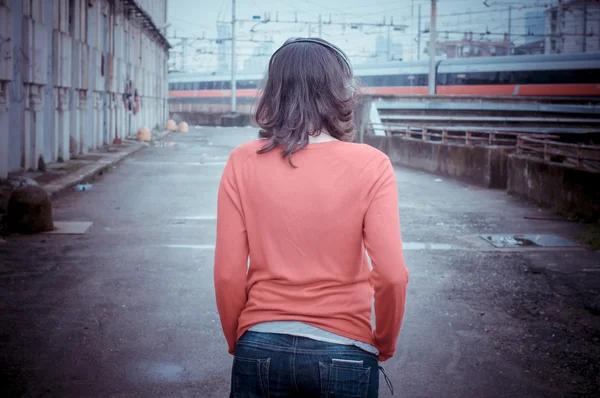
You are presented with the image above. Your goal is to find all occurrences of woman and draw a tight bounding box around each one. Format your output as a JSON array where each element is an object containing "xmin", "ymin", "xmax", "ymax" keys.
[{"xmin": 214, "ymin": 37, "xmax": 408, "ymax": 397}]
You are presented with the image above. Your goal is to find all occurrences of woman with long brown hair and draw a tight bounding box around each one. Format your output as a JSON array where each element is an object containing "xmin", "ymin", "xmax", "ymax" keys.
[{"xmin": 214, "ymin": 37, "xmax": 409, "ymax": 397}]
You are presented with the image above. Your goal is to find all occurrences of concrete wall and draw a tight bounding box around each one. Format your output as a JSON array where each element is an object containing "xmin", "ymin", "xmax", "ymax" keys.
[
  {"xmin": 364, "ymin": 135, "xmax": 512, "ymax": 189},
  {"xmin": 170, "ymin": 112, "xmax": 252, "ymax": 127},
  {"xmin": 507, "ymin": 154, "xmax": 600, "ymax": 219},
  {"xmin": 0, "ymin": 0, "xmax": 170, "ymax": 179},
  {"xmin": 169, "ymin": 101, "xmax": 254, "ymax": 117}
]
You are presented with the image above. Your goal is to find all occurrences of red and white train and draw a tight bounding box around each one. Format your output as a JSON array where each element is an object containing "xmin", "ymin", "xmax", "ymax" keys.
[{"xmin": 168, "ymin": 52, "xmax": 600, "ymax": 110}]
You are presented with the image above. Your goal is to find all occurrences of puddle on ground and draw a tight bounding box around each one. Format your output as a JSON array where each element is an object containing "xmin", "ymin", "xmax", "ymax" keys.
[
  {"xmin": 480, "ymin": 234, "xmax": 577, "ymax": 248},
  {"xmin": 133, "ymin": 361, "xmax": 185, "ymax": 382},
  {"xmin": 152, "ymin": 141, "xmax": 182, "ymax": 148},
  {"xmin": 403, "ymin": 242, "xmax": 455, "ymax": 250}
]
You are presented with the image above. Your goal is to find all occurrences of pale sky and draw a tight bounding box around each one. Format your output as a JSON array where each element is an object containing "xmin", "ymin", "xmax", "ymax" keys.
[{"xmin": 167, "ymin": 0, "xmax": 557, "ymax": 73}]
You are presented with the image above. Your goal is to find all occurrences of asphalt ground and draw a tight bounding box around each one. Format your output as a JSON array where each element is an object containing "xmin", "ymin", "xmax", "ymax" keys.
[{"xmin": 1, "ymin": 126, "xmax": 598, "ymax": 397}]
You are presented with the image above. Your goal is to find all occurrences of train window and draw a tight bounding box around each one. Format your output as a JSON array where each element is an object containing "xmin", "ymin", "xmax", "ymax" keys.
[
  {"xmin": 363, "ymin": 76, "xmax": 378, "ymax": 87},
  {"xmin": 240, "ymin": 80, "xmax": 257, "ymax": 89},
  {"xmin": 388, "ymin": 75, "xmax": 402, "ymax": 86},
  {"xmin": 205, "ymin": 81, "xmax": 215, "ymax": 90},
  {"xmin": 213, "ymin": 81, "xmax": 222, "ymax": 90},
  {"xmin": 185, "ymin": 83, "xmax": 193, "ymax": 90},
  {"xmin": 193, "ymin": 82, "xmax": 202, "ymax": 90},
  {"xmin": 441, "ymin": 68, "xmax": 600, "ymax": 86},
  {"xmin": 168, "ymin": 83, "xmax": 174, "ymax": 90},
  {"xmin": 222, "ymin": 81, "xmax": 231, "ymax": 89},
  {"xmin": 197, "ymin": 81, "xmax": 206, "ymax": 90},
  {"xmin": 576, "ymin": 69, "xmax": 600, "ymax": 83}
]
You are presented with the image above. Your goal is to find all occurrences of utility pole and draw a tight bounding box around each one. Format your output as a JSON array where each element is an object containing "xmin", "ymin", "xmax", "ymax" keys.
[
  {"xmin": 507, "ymin": 5, "xmax": 512, "ymax": 56},
  {"xmin": 387, "ymin": 24, "xmax": 391, "ymax": 60},
  {"xmin": 181, "ymin": 37, "xmax": 188, "ymax": 71},
  {"xmin": 318, "ymin": 14, "xmax": 322, "ymax": 38},
  {"xmin": 428, "ymin": 0, "xmax": 437, "ymax": 95},
  {"xmin": 583, "ymin": 0, "xmax": 588, "ymax": 52},
  {"xmin": 231, "ymin": 0, "xmax": 237, "ymax": 113},
  {"xmin": 418, "ymin": 4, "xmax": 421, "ymax": 60}
]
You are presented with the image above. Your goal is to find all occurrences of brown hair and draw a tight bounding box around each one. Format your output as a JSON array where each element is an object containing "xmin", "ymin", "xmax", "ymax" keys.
[{"xmin": 254, "ymin": 38, "xmax": 357, "ymax": 165}]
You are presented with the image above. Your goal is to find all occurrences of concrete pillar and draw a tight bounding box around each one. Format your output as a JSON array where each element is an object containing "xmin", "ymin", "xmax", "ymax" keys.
[
  {"xmin": 43, "ymin": 0, "xmax": 55, "ymax": 165},
  {"xmin": 78, "ymin": 90, "xmax": 88, "ymax": 154},
  {"xmin": 24, "ymin": 84, "xmax": 45, "ymax": 170},
  {"xmin": 70, "ymin": 90, "xmax": 81, "ymax": 156},
  {"xmin": 0, "ymin": 82, "xmax": 9, "ymax": 178},
  {"xmin": 109, "ymin": 93, "xmax": 116, "ymax": 143},
  {"xmin": 0, "ymin": 2, "xmax": 12, "ymax": 178},
  {"xmin": 95, "ymin": 91, "xmax": 103, "ymax": 149},
  {"xmin": 54, "ymin": 89, "xmax": 59, "ymax": 159},
  {"xmin": 57, "ymin": 87, "xmax": 70, "ymax": 161}
]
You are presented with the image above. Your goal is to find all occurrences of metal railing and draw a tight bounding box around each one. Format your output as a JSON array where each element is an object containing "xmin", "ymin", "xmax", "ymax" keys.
[
  {"xmin": 517, "ymin": 136, "xmax": 600, "ymax": 172},
  {"xmin": 368, "ymin": 123, "xmax": 558, "ymax": 147}
]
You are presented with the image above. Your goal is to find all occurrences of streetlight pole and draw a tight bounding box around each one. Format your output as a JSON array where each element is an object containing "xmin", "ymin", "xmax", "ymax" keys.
[
  {"xmin": 583, "ymin": 0, "xmax": 588, "ymax": 52},
  {"xmin": 428, "ymin": 0, "xmax": 437, "ymax": 95},
  {"xmin": 507, "ymin": 5, "xmax": 512, "ymax": 56},
  {"xmin": 418, "ymin": 4, "xmax": 422, "ymax": 60},
  {"xmin": 231, "ymin": 0, "xmax": 237, "ymax": 113}
]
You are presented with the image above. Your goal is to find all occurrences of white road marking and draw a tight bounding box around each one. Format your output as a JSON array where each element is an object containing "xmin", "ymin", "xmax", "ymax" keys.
[
  {"xmin": 172, "ymin": 215, "xmax": 217, "ymax": 220},
  {"xmin": 126, "ymin": 161, "xmax": 226, "ymax": 166},
  {"xmin": 163, "ymin": 244, "xmax": 216, "ymax": 250},
  {"xmin": 160, "ymin": 242, "xmax": 585, "ymax": 252},
  {"xmin": 162, "ymin": 243, "xmax": 457, "ymax": 251}
]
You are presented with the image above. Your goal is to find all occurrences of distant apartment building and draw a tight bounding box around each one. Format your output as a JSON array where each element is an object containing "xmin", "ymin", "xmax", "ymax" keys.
[
  {"xmin": 242, "ymin": 41, "xmax": 274, "ymax": 74},
  {"xmin": 545, "ymin": 0, "xmax": 600, "ymax": 54},
  {"xmin": 375, "ymin": 35, "xmax": 403, "ymax": 61},
  {"xmin": 431, "ymin": 32, "xmax": 512, "ymax": 58},
  {"xmin": 217, "ymin": 23, "xmax": 231, "ymax": 72},
  {"xmin": 525, "ymin": 10, "xmax": 546, "ymax": 44}
]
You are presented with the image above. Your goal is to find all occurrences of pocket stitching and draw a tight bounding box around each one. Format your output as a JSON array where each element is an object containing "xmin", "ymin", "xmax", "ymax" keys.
[
  {"xmin": 232, "ymin": 356, "xmax": 271, "ymax": 398},
  {"xmin": 260, "ymin": 358, "xmax": 270, "ymax": 398},
  {"xmin": 320, "ymin": 362, "xmax": 371, "ymax": 398}
]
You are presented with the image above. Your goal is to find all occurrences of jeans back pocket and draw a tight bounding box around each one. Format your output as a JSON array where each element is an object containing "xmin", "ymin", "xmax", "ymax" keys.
[
  {"xmin": 319, "ymin": 361, "xmax": 371, "ymax": 398},
  {"xmin": 231, "ymin": 356, "xmax": 270, "ymax": 398}
]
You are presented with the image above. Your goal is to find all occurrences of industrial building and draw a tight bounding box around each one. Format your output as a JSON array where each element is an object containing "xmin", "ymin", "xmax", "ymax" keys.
[
  {"xmin": 0, "ymin": 0, "xmax": 170, "ymax": 179},
  {"xmin": 545, "ymin": 0, "xmax": 600, "ymax": 54}
]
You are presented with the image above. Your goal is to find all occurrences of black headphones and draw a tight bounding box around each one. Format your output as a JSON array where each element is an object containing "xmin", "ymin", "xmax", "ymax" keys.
[{"xmin": 270, "ymin": 37, "xmax": 352, "ymax": 72}]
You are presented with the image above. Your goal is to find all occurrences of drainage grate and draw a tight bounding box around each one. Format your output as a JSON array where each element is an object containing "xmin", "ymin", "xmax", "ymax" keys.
[{"xmin": 480, "ymin": 234, "xmax": 577, "ymax": 248}]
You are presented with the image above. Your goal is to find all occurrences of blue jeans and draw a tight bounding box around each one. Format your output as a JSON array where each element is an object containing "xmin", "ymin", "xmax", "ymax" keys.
[{"xmin": 230, "ymin": 331, "xmax": 379, "ymax": 397}]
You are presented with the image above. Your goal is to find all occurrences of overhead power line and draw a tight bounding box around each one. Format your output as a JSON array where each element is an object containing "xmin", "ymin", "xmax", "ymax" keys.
[{"xmin": 430, "ymin": 29, "xmax": 596, "ymax": 38}]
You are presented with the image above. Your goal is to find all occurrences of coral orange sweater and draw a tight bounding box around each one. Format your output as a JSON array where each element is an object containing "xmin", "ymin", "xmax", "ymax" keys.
[{"xmin": 214, "ymin": 139, "xmax": 409, "ymax": 361}]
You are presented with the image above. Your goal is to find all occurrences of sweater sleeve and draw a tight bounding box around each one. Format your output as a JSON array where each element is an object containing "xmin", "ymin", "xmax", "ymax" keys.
[
  {"xmin": 214, "ymin": 155, "xmax": 249, "ymax": 355},
  {"xmin": 364, "ymin": 156, "xmax": 409, "ymax": 362}
]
